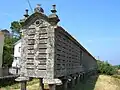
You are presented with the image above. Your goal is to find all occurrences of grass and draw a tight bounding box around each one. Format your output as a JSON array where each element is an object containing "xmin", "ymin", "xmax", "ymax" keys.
[
  {"xmin": 1, "ymin": 75, "xmax": 120, "ymax": 90},
  {"xmin": 75, "ymin": 74, "xmax": 120, "ymax": 90},
  {"xmin": 0, "ymin": 79, "xmax": 40, "ymax": 90},
  {"xmin": 0, "ymin": 78, "xmax": 49, "ymax": 90}
]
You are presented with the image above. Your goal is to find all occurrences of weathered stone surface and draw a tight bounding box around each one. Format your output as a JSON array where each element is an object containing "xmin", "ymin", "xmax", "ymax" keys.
[
  {"xmin": 19, "ymin": 10, "xmax": 97, "ymax": 85},
  {"xmin": 43, "ymin": 78, "xmax": 62, "ymax": 85}
]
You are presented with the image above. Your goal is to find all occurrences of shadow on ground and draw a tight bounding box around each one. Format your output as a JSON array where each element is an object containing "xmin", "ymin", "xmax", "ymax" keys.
[
  {"xmin": 56, "ymin": 74, "xmax": 99, "ymax": 90},
  {"xmin": 75, "ymin": 74, "xmax": 99, "ymax": 90}
]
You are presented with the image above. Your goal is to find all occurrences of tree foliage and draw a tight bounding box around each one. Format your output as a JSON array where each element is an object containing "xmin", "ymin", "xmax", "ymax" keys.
[
  {"xmin": 2, "ymin": 21, "xmax": 21, "ymax": 67},
  {"xmin": 97, "ymin": 60, "xmax": 118, "ymax": 75},
  {"xmin": 114, "ymin": 65, "xmax": 120, "ymax": 70},
  {"xmin": 2, "ymin": 36, "xmax": 13, "ymax": 67},
  {"xmin": 10, "ymin": 21, "xmax": 22, "ymax": 39}
]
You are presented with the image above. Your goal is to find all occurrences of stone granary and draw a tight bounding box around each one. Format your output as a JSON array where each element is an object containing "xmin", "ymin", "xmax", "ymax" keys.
[{"xmin": 16, "ymin": 4, "xmax": 98, "ymax": 90}]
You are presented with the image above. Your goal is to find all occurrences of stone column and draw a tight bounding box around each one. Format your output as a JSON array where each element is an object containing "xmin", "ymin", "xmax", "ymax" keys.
[
  {"xmin": 77, "ymin": 75, "xmax": 80, "ymax": 84},
  {"xmin": 67, "ymin": 79, "xmax": 72, "ymax": 89},
  {"xmin": 72, "ymin": 77, "xmax": 75, "ymax": 88},
  {"xmin": 83, "ymin": 73, "xmax": 84, "ymax": 79},
  {"xmin": 80, "ymin": 74, "xmax": 83, "ymax": 80},
  {"xmin": 43, "ymin": 78, "xmax": 62, "ymax": 90},
  {"xmin": 21, "ymin": 81, "xmax": 27, "ymax": 90},
  {"xmin": 62, "ymin": 79, "xmax": 68, "ymax": 90},
  {"xmin": 39, "ymin": 78, "xmax": 44, "ymax": 90},
  {"xmin": 49, "ymin": 84, "xmax": 56, "ymax": 90},
  {"xmin": 75, "ymin": 77, "xmax": 78, "ymax": 85},
  {"xmin": 15, "ymin": 76, "xmax": 29, "ymax": 90}
]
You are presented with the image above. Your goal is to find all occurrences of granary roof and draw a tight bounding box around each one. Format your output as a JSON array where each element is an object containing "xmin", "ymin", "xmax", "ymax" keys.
[
  {"xmin": 20, "ymin": 4, "xmax": 60, "ymax": 28},
  {"xmin": 20, "ymin": 12, "xmax": 49, "ymax": 28}
]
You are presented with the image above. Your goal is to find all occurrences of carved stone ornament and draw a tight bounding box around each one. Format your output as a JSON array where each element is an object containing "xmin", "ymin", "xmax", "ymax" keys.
[{"xmin": 35, "ymin": 20, "xmax": 43, "ymax": 27}]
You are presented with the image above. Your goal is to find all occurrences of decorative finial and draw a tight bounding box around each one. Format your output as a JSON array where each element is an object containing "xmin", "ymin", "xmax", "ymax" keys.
[
  {"xmin": 48, "ymin": 4, "xmax": 60, "ymax": 26},
  {"xmin": 24, "ymin": 9, "xmax": 29, "ymax": 18},
  {"xmin": 34, "ymin": 4, "xmax": 44, "ymax": 13},
  {"xmin": 51, "ymin": 4, "xmax": 57, "ymax": 13}
]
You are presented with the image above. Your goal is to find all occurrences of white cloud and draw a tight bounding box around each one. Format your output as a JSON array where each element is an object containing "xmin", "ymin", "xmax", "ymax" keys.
[
  {"xmin": 87, "ymin": 40, "xmax": 93, "ymax": 43},
  {"xmin": 0, "ymin": 12, "xmax": 13, "ymax": 18}
]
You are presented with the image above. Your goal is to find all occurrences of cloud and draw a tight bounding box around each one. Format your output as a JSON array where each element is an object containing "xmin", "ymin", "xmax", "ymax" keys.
[{"xmin": 0, "ymin": 12, "xmax": 13, "ymax": 18}]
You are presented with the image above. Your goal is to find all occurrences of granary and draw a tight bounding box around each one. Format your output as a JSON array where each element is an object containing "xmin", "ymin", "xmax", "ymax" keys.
[{"xmin": 16, "ymin": 4, "xmax": 98, "ymax": 90}]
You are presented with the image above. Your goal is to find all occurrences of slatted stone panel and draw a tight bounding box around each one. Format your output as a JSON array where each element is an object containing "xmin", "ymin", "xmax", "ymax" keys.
[
  {"xmin": 55, "ymin": 29, "xmax": 82, "ymax": 77},
  {"xmin": 21, "ymin": 19, "xmax": 50, "ymax": 78}
]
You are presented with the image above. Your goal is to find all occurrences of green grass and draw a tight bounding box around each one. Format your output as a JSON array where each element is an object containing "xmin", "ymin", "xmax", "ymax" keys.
[
  {"xmin": 1, "ymin": 75, "xmax": 120, "ymax": 90},
  {"xmin": 0, "ymin": 79, "xmax": 39, "ymax": 90}
]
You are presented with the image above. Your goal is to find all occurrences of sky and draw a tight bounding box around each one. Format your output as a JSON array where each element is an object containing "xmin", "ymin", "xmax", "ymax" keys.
[{"xmin": 0, "ymin": 0, "xmax": 120, "ymax": 65}]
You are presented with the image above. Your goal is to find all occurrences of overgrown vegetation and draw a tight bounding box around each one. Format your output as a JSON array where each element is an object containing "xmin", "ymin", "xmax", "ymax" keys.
[{"xmin": 97, "ymin": 60, "xmax": 119, "ymax": 76}]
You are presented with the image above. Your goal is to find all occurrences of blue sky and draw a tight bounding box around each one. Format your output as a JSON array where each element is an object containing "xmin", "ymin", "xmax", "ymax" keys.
[{"xmin": 0, "ymin": 0, "xmax": 120, "ymax": 65}]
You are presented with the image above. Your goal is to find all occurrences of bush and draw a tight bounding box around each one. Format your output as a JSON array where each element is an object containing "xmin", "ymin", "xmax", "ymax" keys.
[{"xmin": 97, "ymin": 60, "xmax": 117, "ymax": 75}]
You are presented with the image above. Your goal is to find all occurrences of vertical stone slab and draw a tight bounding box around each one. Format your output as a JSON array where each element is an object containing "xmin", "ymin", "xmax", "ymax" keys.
[
  {"xmin": 46, "ymin": 26, "xmax": 55, "ymax": 79},
  {"xmin": 21, "ymin": 81, "xmax": 27, "ymax": 90},
  {"xmin": 72, "ymin": 77, "xmax": 75, "ymax": 88},
  {"xmin": 20, "ymin": 28, "xmax": 28, "ymax": 76},
  {"xmin": 0, "ymin": 32, "xmax": 4, "ymax": 68},
  {"xmin": 49, "ymin": 84, "xmax": 56, "ymax": 90},
  {"xmin": 15, "ymin": 77, "xmax": 29, "ymax": 90},
  {"xmin": 62, "ymin": 79, "xmax": 68, "ymax": 90},
  {"xmin": 77, "ymin": 76, "xmax": 80, "ymax": 84},
  {"xmin": 39, "ymin": 78, "xmax": 44, "ymax": 90}
]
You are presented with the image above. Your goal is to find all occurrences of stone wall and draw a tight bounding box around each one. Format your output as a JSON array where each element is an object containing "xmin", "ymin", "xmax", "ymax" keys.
[{"xmin": 0, "ymin": 32, "xmax": 4, "ymax": 68}]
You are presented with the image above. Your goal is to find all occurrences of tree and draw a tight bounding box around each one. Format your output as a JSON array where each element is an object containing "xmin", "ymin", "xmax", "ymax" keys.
[
  {"xmin": 97, "ymin": 60, "xmax": 117, "ymax": 75},
  {"xmin": 10, "ymin": 21, "xmax": 22, "ymax": 39},
  {"xmin": 2, "ymin": 21, "xmax": 22, "ymax": 67},
  {"xmin": 2, "ymin": 34, "xmax": 13, "ymax": 67}
]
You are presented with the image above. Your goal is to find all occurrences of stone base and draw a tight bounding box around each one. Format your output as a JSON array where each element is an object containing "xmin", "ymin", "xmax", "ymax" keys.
[
  {"xmin": 15, "ymin": 76, "xmax": 29, "ymax": 82},
  {"xmin": 43, "ymin": 78, "xmax": 62, "ymax": 85}
]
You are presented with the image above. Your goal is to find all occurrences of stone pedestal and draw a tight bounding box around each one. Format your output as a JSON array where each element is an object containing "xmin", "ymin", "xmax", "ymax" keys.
[
  {"xmin": 72, "ymin": 78, "xmax": 75, "ymax": 88},
  {"xmin": 39, "ymin": 78, "xmax": 44, "ymax": 90},
  {"xmin": 77, "ymin": 76, "xmax": 80, "ymax": 84},
  {"xmin": 62, "ymin": 79, "xmax": 68, "ymax": 90},
  {"xmin": 21, "ymin": 81, "xmax": 27, "ymax": 90},
  {"xmin": 15, "ymin": 76, "xmax": 29, "ymax": 90},
  {"xmin": 49, "ymin": 84, "xmax": 56, "ymax": 90},
  {"xmin": 43, "ymin": 78, "xmax": 62, "ymax": 90}
]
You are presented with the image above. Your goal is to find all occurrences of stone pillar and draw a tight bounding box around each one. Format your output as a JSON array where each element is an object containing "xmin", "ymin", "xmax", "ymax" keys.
[
  {"xmin": 67, "ymin": 79, "xmax": 72, "ymax": 89},
  {"xmin": 43, "ymin": 78, "xmax": 62, "ymax": 90},
  {"xmin": 83, "ymin": 73, "xmax": 84, "ymax": 79},
  {"xmin": 62, "ymin": 79, "xmax": 68, "ymax": 90},
  {"xmin": 39, "ymin": 78, "xmax": 44, "ymax": 90},
  {"xmin": 20, "ymin": 81, "xmax": 27, "ymax": 90},
  {"xmin": 75, "ymin": 77, "xmax": 77, "ymax": 85},
  {"xmin": 82, "ymin": 73, "xmax": 84, "ymax": 80},
  {"xmin": 77, "ymin": 76, "xmax": 80, "ymax": 84},
  {"xmin": 80, "ymin": 74, "xmax": 83, "ymax": 80},
  {"xmin": 15, "ymin": 76, "xmax": 29, "ymax": 90},
  {"xmin": 72, "ymin": 77, "xmax": 75, "ymax": 88},
  {"xmin": 49, "ymin": 84, "xmax": 56, "ymax": 90}
]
